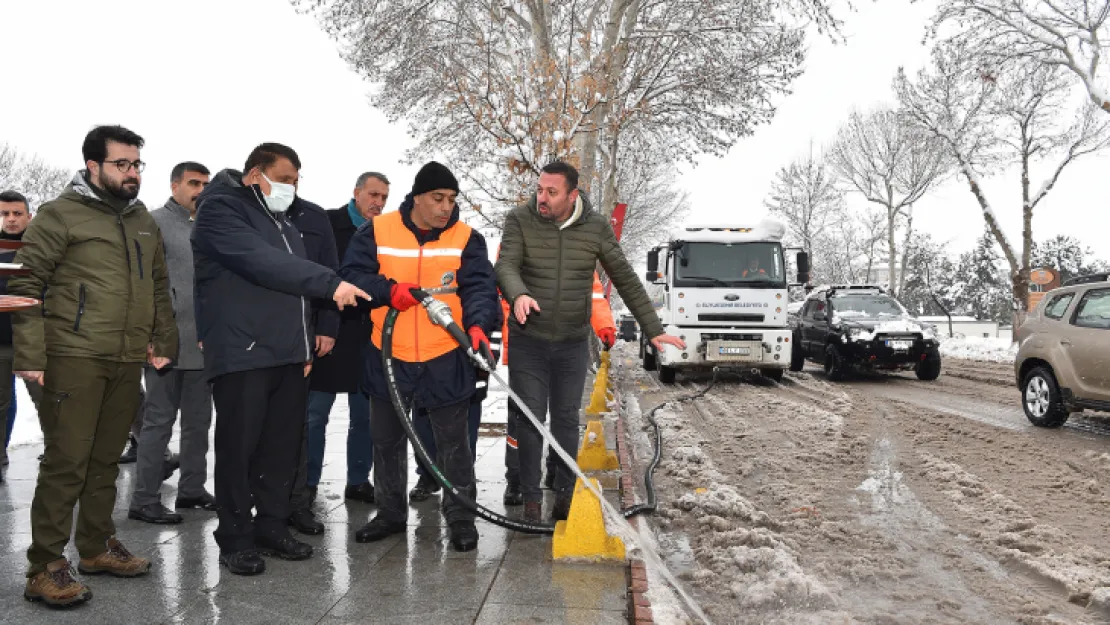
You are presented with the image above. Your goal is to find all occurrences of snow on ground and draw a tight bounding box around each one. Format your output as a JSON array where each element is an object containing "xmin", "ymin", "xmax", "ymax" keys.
[{"xmin": 939, "ymin": 336, "xmax": 1018, "ymax": 363}]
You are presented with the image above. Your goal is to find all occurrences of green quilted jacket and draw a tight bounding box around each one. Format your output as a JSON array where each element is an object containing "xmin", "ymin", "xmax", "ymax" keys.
[{"xmin": 495, "ymin": 194, "xmax": 664, "ymax": 343}]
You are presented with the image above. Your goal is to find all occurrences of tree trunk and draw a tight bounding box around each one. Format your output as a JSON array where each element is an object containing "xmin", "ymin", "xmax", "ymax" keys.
[
  {"xmin": 898, "ymin": 206, "xmax": 914, "ymax": 297},
  {"xmin": 960, "ymin": 163, "xmax": 1023, "ymax": 309},
  {"xmin": 887, "ymin": 205, "xmax": 898, "ymax": 295}
]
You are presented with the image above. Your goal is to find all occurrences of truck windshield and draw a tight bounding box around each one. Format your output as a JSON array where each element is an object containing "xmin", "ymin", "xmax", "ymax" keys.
[{"xmin": 673, "ymin": 242, "xmax": 785, "ymax": 288}]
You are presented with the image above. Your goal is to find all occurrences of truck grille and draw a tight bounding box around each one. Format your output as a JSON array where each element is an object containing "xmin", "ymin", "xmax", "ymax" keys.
[
  {"xmin": 698, "ymin": 314, "xmax": 765, "ymax": 323},
  {"xmin": 702, "ymin": 333, "xmax": 762, "ymax": 342}
]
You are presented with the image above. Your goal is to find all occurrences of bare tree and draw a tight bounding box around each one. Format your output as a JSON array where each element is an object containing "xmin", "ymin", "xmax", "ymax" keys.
[
  {"xmin": 827, "ymin": 109, "xmax": 950, "ymax": 296},
  {"xmin": 0, "ymin": 143, "xmax": 72, "ymax": 211},
  {"xmin": 895, "ymin": 42, "xmax": 1110, "ymax": 312},
  {"xmin": 933, "ymin": 0, "xmax": 1110, "ymax": 113},
  {"xmin": 297, "ymin": 0, "xmax": 841, "ymax": 225},
  {"xmin": 764, "ymin": 143, "xmax": 846, "ymax": 282}
]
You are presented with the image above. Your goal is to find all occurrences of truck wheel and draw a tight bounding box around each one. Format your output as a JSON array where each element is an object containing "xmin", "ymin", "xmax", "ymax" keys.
[
  {"xmin": 915, "ymin": 349, "xmax": 942, "ymax": 381},
  {"xmin": 762, "ymin": 368, "xmax": 784, "ymax": 383},
  {"xmin": 789, "ymin": 334, "xmax": 804, "ymax": 372},
  {"xmin": 1022, "ymin": 367, "xmax": 1070, "ymax": 427},
  {"xmin": 642, "ymin": 338, "xmax": 657, "ymax": 371},
  {"xmin": 658, "ymin": 365, "xmax": 676, "ymax": 384},
  {"xmin": 824, "ymin": 345, "xmax": 847, "ymax": 382}
]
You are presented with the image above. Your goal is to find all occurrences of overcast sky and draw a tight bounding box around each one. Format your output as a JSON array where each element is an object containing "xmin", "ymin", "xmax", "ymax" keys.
[{"xmin": 1, "ymin": 0, "xmax": 1107, "ymax": 260}]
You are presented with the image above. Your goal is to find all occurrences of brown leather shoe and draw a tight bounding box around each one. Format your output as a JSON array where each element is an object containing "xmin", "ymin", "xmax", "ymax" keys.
[
  {"xmin": 24, "ymin": 559, "xmax": 92, "ymax": 608},
  {"xmin": 523, "ymin": 501, "xmax": 543, "ymax": 524},
  {"xmin": 78, "ymin": 538, "xmax": 151, "ymax": 578}
]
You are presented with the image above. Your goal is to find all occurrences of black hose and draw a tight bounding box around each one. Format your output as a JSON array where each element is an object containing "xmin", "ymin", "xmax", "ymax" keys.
[
  {"xmin": 380, "ymin": 305, "xmax": 555, "ymax": 534},
  {"xmin": 621, "ymin": 367, "xmax": 720, "ymax": 518}
]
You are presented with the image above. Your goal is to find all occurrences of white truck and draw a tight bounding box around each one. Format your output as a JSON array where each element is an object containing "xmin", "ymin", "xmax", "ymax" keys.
[{"xmin": 640, "ymin": 219, "xmax": 810, "ymax": 383}]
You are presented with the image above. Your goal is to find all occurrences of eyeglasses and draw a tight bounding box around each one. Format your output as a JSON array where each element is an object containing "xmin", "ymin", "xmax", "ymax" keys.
[{"xmin": 103, "ymin": 159, "xmax": 146, "ymax": 173}]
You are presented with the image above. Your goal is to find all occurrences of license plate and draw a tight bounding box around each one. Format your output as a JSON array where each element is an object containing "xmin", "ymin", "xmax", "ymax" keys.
[
  {"xmin": 886, "ymin": 340, "xmax": 912, "ymax": 351},
  {"xmin": 719, "ymin": 346, "xmax": 751, "ymax": 356}
]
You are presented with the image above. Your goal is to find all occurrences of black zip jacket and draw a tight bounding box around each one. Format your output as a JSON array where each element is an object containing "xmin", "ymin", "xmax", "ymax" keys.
[{"xmin": 192, "ymin": 169, "xmax": 340, "ymax": 381}]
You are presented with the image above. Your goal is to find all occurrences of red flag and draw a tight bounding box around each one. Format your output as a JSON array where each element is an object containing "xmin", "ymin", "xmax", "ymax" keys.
[{"xmin": 604, "ymin": 203, "xmax": 629, "ymax": 300}]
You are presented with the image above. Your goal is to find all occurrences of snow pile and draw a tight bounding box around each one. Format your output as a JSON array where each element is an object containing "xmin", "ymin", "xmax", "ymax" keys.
[
  {"xmin": 639, "ymin": 403, "xmax": 837, "ymax": 615},
  {"xmin": 939, "ymin": 336, "xmax": 1018, "ymax": 363}
]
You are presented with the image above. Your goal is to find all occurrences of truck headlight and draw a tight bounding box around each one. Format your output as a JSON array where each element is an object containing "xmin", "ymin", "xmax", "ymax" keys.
[{"xmin": 847, "ymin": 327, "xmax": 863, "ymax": 339}]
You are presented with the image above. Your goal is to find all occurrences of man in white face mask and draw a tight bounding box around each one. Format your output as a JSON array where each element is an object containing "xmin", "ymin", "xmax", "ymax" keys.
[{"xmin": 192, "ymin": 143, "xmax": 369, "ymax": 576}]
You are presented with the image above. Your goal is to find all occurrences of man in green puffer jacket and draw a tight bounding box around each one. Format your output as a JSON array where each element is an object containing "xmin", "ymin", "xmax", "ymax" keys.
[
  {"xmin": 495, "ymin": 161, "xmax": 685, "ymax": 522},
  {"xmin": 8, "ymin": 125, "xmax": 177, "ymax": 609}
]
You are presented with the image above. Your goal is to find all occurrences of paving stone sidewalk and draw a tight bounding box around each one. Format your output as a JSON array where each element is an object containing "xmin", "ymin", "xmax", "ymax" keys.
[{"xmin": 0, "ymin": 395, "xmax": 628, "ymax": 624}]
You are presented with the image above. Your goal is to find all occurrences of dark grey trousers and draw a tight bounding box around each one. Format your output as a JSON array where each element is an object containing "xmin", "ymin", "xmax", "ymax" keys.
[
  {"xmin": 506, "ymin": 331, "xmax": 589, "ymax": 504},
  {"xmin": 370, "ymin": 395, "xmax": 475, "ymax": 525},
  {"xmin": 130, "ymin": 367, "xmax": 213, "ymax": 507}
]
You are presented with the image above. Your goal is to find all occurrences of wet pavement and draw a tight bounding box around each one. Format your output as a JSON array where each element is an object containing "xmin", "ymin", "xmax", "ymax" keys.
[{"xmin": 0, "ymin": 394, "xmax": 629, "ymax": 624}]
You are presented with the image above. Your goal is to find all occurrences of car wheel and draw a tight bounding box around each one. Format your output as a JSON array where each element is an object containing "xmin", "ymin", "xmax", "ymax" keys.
[
  {"xmin": 658, "ymin": 365, "xmax": 676, "ymax": 384},
  {"xmin": 642, "ymin": 338, "xmax": 657, "ymax": 371},
  {"xmin": 824, "ymin": 345, "xmax": 847, "ymax": 382},
  {"xmin": 1022, "ymin": 367, "xmax": 1070, "ymax": 427},
  {"xmin": 915, "ymin": 349, "xmax": 942, "ymax": 381},
  {"xmin": 789, "ymin": 333, "xmax": 804, "ymax": 372},
  {"xmin": 762, "ymin": 368, "xmax": 784, "ymax": 383}
]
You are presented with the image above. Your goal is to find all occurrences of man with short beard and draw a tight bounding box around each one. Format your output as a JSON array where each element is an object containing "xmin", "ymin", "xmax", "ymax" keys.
[{"xmin": 9, "ymin": 125, "xmax": 178, "ymax": 608}]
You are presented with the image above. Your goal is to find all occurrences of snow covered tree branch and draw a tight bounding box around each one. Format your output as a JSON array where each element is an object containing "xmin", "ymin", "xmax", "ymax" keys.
[
  {"xmin": 0, "ymin": 143, "xmax": 72, "ymax": 211},
  {"xmin": 827, "ymin": 108, "xmax": 950, "ymax": 297},
  {"xmin": 933, "ymin": 0, "xmax": 1110, "ymax": 113}
]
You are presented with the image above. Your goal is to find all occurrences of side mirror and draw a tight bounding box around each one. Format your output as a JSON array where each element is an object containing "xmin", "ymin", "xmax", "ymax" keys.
[
  {"xmin": 645, "ymin": 271, "xmax": 659, "ymax": 282},
  {"xmin": 646, "ymin": 249, "xmax": 659, "ymax": 273},
  {"xmin": 796, "ymin": 251, "xmax": 811, "ymax": 285}
]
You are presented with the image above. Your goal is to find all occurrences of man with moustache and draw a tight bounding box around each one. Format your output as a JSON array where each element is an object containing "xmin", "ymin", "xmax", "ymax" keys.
[
  {"xmin": 9, "ymin": 125, "xmax": 178, "ymax": 607},
  {"xmin": 128, "ymin": 162, "xmax": 217, "ymax": 524},
  {"xmin": 299, "ymin": 172, "xmax": 391, "ymax": 519},
  {"xmin": 340, "ymin": 162, "xmax": 499, "ymax": 552},
  {"xmin": 0, "ymin": 190, "xmax": 35, "ymax": 480}
]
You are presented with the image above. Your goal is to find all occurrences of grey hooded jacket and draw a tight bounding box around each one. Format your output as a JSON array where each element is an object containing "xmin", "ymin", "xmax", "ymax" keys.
[{"xmin": 150, "ymin": 198, "xmax": 203, "ymax": 369}]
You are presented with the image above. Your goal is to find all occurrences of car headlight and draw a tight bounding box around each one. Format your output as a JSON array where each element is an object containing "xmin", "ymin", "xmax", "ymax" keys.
[{"xmin": 847, "ymin": 327, "xmax": 863, "ymax": 339}]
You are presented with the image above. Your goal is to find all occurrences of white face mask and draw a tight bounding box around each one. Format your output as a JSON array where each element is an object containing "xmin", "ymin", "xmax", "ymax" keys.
[{"xmin": 261, "ymin": 173, "xmax": 296, "ymax": 213}]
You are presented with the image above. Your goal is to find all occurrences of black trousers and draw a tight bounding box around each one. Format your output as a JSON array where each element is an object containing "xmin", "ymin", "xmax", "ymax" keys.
[
  {"xmin": 371, "ymin": 395, "xmax": 475, "ymax": 525},
  {"xmin": 212, "ymin": 364, "xmax": 306, "ymax": 553}
]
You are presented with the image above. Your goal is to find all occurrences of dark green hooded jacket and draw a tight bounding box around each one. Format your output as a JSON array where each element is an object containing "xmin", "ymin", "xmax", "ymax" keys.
[{"xmin": 9, "ymin": 171, "xmax": 178, "ymax": 370}]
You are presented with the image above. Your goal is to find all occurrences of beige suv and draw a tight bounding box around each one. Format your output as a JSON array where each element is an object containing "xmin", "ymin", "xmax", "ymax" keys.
[{"xmin": 1015, "ymin": 274, "xmax": 1110, "ymax": 427}]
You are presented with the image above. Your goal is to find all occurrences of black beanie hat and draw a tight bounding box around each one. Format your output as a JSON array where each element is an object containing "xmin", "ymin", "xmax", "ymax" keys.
[{"xmin": 411, "ymin": 161, "xmax": 459, "ymax": 197}]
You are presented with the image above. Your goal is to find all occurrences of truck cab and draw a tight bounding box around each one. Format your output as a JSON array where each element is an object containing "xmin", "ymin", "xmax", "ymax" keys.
[{"xmin": 641, "ymin": 219, "xmax": 809, "ymax": 383}]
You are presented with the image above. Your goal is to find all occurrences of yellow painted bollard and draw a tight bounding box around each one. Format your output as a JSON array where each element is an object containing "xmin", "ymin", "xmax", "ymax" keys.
[
  {"xmin": 585, "ymin": 352, "xmax": 612, "ymax": 416},
  {"xmin": 577, "ymin": 420, "xmax": 619, "ymax": 471},
  {"xmin": 552, "ymin": 477, "xmax": 626, "ymax": 561}
]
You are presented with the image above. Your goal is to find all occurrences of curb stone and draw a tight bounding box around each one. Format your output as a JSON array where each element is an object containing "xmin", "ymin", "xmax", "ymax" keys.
[{"xmin": 612, "ymin": 381, "xmax": 657, "ymax": 625}]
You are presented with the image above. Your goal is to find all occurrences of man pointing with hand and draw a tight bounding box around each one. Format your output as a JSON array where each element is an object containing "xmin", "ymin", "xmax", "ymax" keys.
[
  {"xmin": 496, "ymin": 161, "xmax": 685, "ymax": 524},
  {"xmin": 192, "ymin": 143, "xmax": 369, "ymax": 576}
]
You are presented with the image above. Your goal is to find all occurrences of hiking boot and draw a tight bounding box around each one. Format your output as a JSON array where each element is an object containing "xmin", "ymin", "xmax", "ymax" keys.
[
  {"xmin": 255, "ymin": 534, "xmax": 313, "ymax": 561},
  {"xmin": 522, "ymin": 502, "xmax": 542, "ymax": 524},
  {"xmin": 219, "ymin": 550, "xmax": 265, "ymax": 576},
  {"xmin": 408, "ymin": 474, "xmax": 440, "ymax": 502},
  {"xmin": 119, "ymin": 436, "xmax": 138, "ymax": 464},
  {"xmin": 78, "ymin": 539, "xmax": 151, "ymax": 578},
  {"xmin": 354, "ymin": 516, "xmax": 406, "ymax": 543},
  {"xmin": 24, "ymin": 559, "xmax": 92, "ymax": 608},
  {"xmin": 449, "ymin": 520, "xmax": 479, "ymax": 552},
  {"xmin": 552, "ymin": 491, "xmax": 573, "ymax": 522},
  {"xmin": 288, "ymin": 508, "xmax": 324, "ymax": 535},
  {"xmin": 503, "ymin": 482, "xmax": 523, "ymax": 506},
  {"xmin": 128, "ymin": 503, "xmax": 183, "ymax": 525},
  {"xmin": 344, "ymin": 482, "xmax": 375, "ymax": 503},
  {"xmin": 175, "ymin": 492, "xmax": 217, "ymax": 511}
]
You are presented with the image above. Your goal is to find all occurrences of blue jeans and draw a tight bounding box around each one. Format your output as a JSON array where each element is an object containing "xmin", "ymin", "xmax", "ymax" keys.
[
  {"xmin": 415, "ymin": 398, "xmax": 481, "ymax": 476},
  {"xmin": 306, "ymin": 390, "xmax": 372, "ymax": 487}
]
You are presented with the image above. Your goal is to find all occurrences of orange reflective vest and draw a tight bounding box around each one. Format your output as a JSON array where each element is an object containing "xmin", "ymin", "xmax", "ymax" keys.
[
  {"xmin": 369, "ymin": 211, "xmax": 473, "ymax": 362},
  {"xmin": 498, "ymin": 271, "xmax": 616, "ymax": 365}
]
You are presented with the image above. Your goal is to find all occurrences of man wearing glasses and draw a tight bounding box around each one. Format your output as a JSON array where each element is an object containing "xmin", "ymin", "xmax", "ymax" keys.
[{"xmin": 9, "ymin": 125, "xmax": 178, "ymax": 608}]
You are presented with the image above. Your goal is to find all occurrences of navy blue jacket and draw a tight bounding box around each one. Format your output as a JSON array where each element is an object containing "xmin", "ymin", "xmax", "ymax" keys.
[
  {"xmin": 288, "ymin": 197, "xmax": 341, "ymax": 342},
  {"xmin": 192, "ymin": 170, "xmax": 340, "ymax": 381},
  {"xmin": 339, "ymin": 195, "xmax": 500, "ymax": 409}
]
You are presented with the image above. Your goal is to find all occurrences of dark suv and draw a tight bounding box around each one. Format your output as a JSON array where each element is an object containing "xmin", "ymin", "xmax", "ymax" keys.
[{"xmin": 789, "ymin": 285, "xmax": 942, "ymax": 381}]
